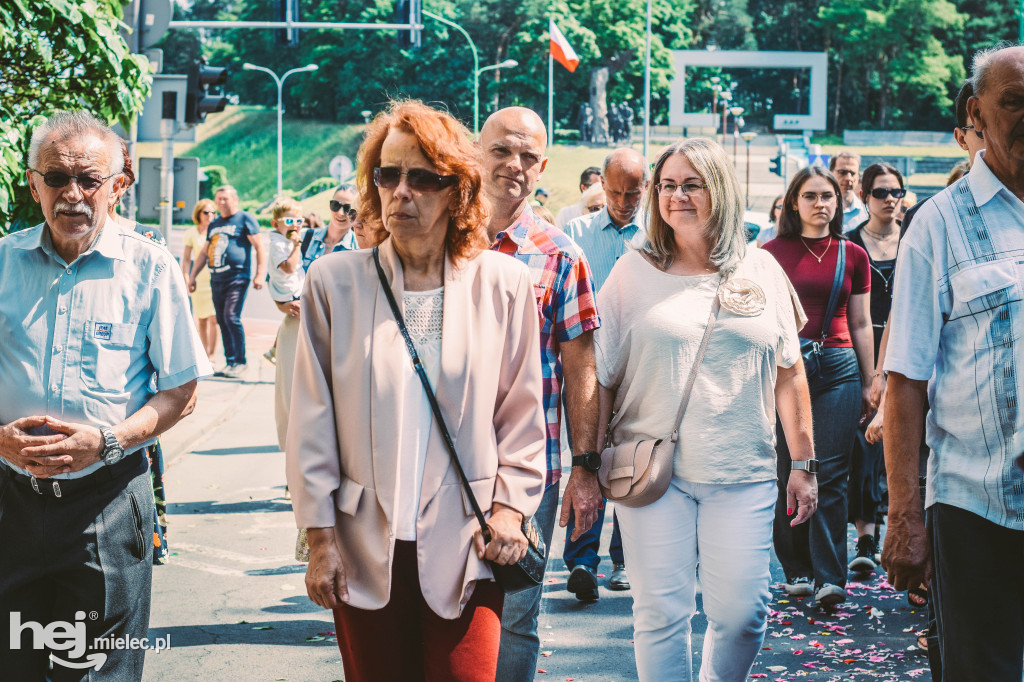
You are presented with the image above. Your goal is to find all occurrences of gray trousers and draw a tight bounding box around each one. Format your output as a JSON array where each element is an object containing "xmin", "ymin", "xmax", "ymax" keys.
[
  {"xmin": 495, "ymin": 481, "xmax": 559, "ymax": 682},
  {"xmin": 0, "ymin": 457, "xmax": 154, "ymax": 681}
]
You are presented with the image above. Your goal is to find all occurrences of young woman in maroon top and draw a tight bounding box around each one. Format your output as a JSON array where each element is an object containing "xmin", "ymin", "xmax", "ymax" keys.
[{"xmin": 762, "ymin": 166, "xmax": 874, "ymax": 607}]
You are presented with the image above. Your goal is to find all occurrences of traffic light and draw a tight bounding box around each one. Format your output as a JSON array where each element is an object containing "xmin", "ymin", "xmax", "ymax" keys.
[
  {"xmin": 185, "ymin": 59, "xmax": 228, "ymax": 125},
  {"xmin": 769, "ymin": 154, "xmax": 783, "ymax": 177},
  {"xmin": 276, "ymin": 0, "xmax": 299, "ymax": 47},
  {"xmin": 396, "ymin": 0, "xmax": 422, "ymax": 49}
]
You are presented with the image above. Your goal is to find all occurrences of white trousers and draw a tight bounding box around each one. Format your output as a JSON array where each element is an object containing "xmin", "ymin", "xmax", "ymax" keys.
[{"xmin": 615, "ymin": 477, "xmax": 777, "ymax": 682}]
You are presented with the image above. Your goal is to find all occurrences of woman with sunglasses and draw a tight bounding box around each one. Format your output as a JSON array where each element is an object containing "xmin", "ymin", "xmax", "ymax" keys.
[
  {"xmin": 843, "ymin": 163, "xmax": 905, "ymax": 573},
  {"xmin": 581, "ymin": 182, "xmax": 607, "ymax": 215},
  {"xmin": 183, "ymin": 199, "xmax": 220, "ymax": 359},
  {"xmin": 286, "ymin": 100, "xmax": 545, "ymax": 681},
  {"xmin": 764, "ymin": 166, "xmax": 873, "ymax": 608}
]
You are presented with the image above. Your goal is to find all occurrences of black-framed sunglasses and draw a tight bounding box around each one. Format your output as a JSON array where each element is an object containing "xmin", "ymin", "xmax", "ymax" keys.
[
  {"xmin": 329, "ymin": 200, "xmax": 352, "ymax": 214},
  {"xmin": 28, "ymin": 168, "xmax": 118, "ymax": 191},
  {"xmin": 200, "ymin": 210, "xmax": 217, "ymax": 216},
  {"xmin": 869, "ymin": 187, "xmax": 907, "ymax": 200},
  {"xmin": 373, "ymin": 167, "xmax": 457, "ymax": 192}
]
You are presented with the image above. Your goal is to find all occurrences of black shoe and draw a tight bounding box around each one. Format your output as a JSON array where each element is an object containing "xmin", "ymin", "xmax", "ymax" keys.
[
  {"xmin": 608, "ymin": 562, "xmax": 630, "ymax": 590},
  {"xmin": 567, "ymin": 565, "xmax": 599, "ymax": 601},
  {"xmin": 848, "ymin": 534, "xmax": 878, "ymax": 572}
]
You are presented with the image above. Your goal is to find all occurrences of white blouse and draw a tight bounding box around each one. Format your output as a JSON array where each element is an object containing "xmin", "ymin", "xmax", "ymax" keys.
[
  {"xmin": 595, "ymin": 249, "xmax": 804, "ymax": 484},
  {"xmin": 393, "ymin": 287, "xmax": 444, "ymax": 541}
]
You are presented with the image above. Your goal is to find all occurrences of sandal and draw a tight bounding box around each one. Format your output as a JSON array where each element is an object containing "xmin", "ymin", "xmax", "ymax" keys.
[{"xmin": 907, "ymin": 583, "xmax": 929, "ymax": 607}]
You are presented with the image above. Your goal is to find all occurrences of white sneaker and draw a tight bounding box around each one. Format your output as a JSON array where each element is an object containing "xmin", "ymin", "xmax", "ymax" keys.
[
  {"xmin": 815, "ymin": 583, "xmax": 846, "ymax": 606},
  {"xmin": 785, "ymin": 577, "xmax": 814, "ymax": 597},
  {"xmin": 222, "ymin": 363, "xmax": 247, "ymax": 379}
]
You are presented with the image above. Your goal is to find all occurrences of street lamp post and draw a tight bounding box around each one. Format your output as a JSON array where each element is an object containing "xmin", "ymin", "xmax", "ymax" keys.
[
  {"xmin": 741, "ymin": 131, "xmax": 757, "ymax": 209},
  {"xmin": 242, "ymin": 61, "xmax": 319, "ymax": 197},
  {"xmin": 730, "ymin": 106, "xmax": 744, "ymax": 165},
  {"xmin": 719, "ymin": 90, "xmax": 732, "ymax": 147},
  {"xmin": 477, "ymin": 59, "xmax": 519, "ymax": 124},
  {"xmin": 710, "ymin": 77, "xmax": 722, "ymax": 140}
]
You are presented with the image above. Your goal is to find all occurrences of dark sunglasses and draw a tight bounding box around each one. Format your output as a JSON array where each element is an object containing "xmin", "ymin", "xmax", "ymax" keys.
[
  {"xmin": 373, "ymin": 167, "xmax": 457, "ymax": 192},
  {"xmin": 201, "ymin": 210, "xmax": 217, "ymax": 216},
  {"xmin": 869, "ymin": 187, "xmax": 907, "ymax": 200},
  {"xmin": 29, "ymin": 168, "xmax": 118, "ymax": 191},
  {"xmin": 329, "ymin": 200, "xmax": 352, "ymax": 214}
]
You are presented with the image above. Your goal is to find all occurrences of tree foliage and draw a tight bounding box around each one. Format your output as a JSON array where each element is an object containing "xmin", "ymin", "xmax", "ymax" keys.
[{"xmin": 0, "ymin": 0, "xmax": 151, "ymax": 233}]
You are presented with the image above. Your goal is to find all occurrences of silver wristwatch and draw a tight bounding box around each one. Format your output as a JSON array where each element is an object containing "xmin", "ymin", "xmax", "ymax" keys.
[
  {"xmin": 791, "ymin": 459, "xmax": 819, "ymax": 475},
  {"xmin": 100, "ymin": 427, "xmax": 125, "ymax": 466}
]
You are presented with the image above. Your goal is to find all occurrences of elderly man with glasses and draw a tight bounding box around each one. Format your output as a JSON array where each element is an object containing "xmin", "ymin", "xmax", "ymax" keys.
[{"xmin": 0, "ymin": 110, "xmax": 211, "ymax": 679}]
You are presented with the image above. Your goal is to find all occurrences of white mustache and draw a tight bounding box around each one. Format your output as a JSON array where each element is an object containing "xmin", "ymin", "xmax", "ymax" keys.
[{"xmin": 54, "ymin": 200, "xmax": 92, "ymax": 218}]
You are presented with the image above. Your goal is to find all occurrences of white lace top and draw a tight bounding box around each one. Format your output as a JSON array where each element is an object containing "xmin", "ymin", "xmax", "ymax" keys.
[{"xmin": 394, "ymin": 287, "xmax": 444, "ymax": 540}]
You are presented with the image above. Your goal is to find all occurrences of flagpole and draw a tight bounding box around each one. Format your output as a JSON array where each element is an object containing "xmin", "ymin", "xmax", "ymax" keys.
[
  {"xmin": 548, "ymin": 43, "xmax": 554, "ymax": 147},
  {"xmin": 643, "ymin": 0, "xmax": 652, "ymax": 157}
]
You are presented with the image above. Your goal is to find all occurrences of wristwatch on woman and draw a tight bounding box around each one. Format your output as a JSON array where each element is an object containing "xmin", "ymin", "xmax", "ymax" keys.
[
  {"xmin": 571, "ymin": 451, "xmax": 602, "ymax": 473},
  {"xmin": 791, "ymin": 459, "xmax": 819, "ymax": 475}
]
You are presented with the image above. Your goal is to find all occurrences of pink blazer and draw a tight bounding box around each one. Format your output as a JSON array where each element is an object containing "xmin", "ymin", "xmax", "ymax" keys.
[{"xmin": 285, "ymin": 238, "xmax": 546, "ymax": 619}]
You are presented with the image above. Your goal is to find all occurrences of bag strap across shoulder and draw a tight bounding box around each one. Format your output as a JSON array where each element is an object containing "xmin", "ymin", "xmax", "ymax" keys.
[
  {"xmin": 819, "ymin": 238, "xmax": 846, "ymax": 342},
  {"xmin": 372, "ymin": 247, "xmax": 494, "ymax": 544}
]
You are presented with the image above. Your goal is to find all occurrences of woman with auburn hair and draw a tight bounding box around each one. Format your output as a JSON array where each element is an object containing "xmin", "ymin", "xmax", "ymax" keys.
[
  {"xmin": 763, "ymin": 165, "xmax": 873, "ymax": 608},
  {"xmin": 286, "ymin": 99, "xmax": 546, "ymax": 681},
  {"xmin": 596, "ymin": 137, "xmax": 816, "ymax": 680}
]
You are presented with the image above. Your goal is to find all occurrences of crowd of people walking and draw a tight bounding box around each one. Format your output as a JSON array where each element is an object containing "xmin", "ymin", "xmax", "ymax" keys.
[{"xmin": 1, "ymin": 41, "xmax": 1022, "ymax": 682}]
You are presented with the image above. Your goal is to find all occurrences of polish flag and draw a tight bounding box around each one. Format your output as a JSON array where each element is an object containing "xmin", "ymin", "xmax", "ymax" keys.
[{"xmin": 549, "ymin": 19, "xmax": 579, "ymax": 73}]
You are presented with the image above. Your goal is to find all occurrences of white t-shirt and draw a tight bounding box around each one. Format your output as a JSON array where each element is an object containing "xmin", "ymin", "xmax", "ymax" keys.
[
  {"xmin": 393, "ymin": 287, "xmax": 444, "ymax": 541},
  {"xmin": 595, "ymin": 248, "xmax": 803, "ymax": 484},
  {"xmin": 268, "ymin": 230, "xmax": 306, "ymax": 302},
  {"xmin": 555, "ymin": 202, "xmax": 583, "ymax": 229}
]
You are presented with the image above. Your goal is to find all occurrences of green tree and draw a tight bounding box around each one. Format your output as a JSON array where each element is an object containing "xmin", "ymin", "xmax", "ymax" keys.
[{"xmin": 0, "ymin": 0, "xmax": 151, "ymax": 233}]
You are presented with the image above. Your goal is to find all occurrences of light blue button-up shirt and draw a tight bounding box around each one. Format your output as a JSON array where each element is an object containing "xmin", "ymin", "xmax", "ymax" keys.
[
  {"xmin": 300, "ymin": 226, "xmax": 358, "ymax": 272},
  {"xmin": 0, "ymin": 219, "xmax": 213, "ymax": 479},
  {"xmin": 886, "ymin": 151, "xmax": 1024, "ymax": 529},
  {"xmin": 842, "ymin": 196, "xmax": 869, "ymax": 230},
  {"xmin": 563, "ymin": 207, "xmax": 641, "ymax": 291}
]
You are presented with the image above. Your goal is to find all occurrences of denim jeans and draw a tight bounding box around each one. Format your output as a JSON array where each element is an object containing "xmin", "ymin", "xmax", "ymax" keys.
[
  {"xmin": 211, "ymin": 276, "xmax": 249, "ymax": 365},
  {"xmin": 930, "ymin": 503, "xmax": 1024, "ymax": 682},
  {"xmin": 563, "ymin": 506, "xmax": 624, "ymax": 570},
  {"xmin": 774, "ymin": 346, "xmax": 861, "ymax": 588},
  {"xmin": 495, "ymin": 482, "xmax": 559, "ymax": 682},
  {"xmin": 616, "ymin": 477, "xmax": 777, "ymax": 682}
]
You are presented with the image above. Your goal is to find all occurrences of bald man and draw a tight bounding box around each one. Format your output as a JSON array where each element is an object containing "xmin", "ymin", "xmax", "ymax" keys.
[
  {"xmin": 882, "ymin": 45, "xmax": 1024, "ymax": 680},
  {"xmin": 480, "ymin": 107, "xmax": 603, "ymax": 681},
  {"xmin": 559, "ymin": 148, "xmax": 649, "ymax": 595}
]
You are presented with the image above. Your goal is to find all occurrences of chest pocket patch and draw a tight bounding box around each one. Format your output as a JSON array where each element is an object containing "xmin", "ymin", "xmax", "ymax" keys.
[
  {"xmin": 80, "ymin": 321, "xmax": 140, "ymax": 394},
  {"xmin": 948, "ymin": 260, "xmax": 1021, "ymax": 349}
]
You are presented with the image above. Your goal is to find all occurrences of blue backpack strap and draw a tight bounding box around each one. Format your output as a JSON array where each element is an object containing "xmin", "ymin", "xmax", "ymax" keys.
[{"xmin": 820, "ymin": 238, "xmax": 846, "ymax": 341}]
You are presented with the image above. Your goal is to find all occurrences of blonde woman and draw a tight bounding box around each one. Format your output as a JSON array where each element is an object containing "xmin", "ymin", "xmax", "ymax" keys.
[
  {"xmin": 182, "ymin": 199, "xmax": 219, "ymax": 358},
  {"xmin": 596, "ymin": 138, "xmax": 816, "ymax": 681}
]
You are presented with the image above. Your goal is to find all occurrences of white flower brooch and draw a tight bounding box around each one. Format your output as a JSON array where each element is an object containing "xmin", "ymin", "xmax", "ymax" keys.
[{"xmin": 718, "ymin": 278, "xmax": 766, "ymax": 316}]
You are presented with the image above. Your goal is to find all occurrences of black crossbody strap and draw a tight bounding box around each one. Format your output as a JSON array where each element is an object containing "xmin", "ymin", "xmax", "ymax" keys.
[
  {"xmin": 372, "ymin": 248, "xmax": 493, "ymax": 544},
  {"xmin": 820, "ymin": 239, "xmax": 847, "ymax": 341}
]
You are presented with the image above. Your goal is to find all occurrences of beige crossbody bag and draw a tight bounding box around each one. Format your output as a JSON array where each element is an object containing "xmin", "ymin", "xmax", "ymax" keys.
[{"xmin": 598, "ymin": 279, "xmax": 723, "ymax": 508}]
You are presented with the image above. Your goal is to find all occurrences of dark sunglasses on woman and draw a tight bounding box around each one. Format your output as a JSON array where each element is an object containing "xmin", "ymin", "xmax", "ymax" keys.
[
  {"xmin": 869, "ymin": 187, "xmax": 907, "ymax": 200},
  {"xmin": 373, "ymin": 167, "xmax": 457, "ymax": 192},
  {"xmin": 330, "ymin": 200, "xmax": 352, "ymax": 213}
]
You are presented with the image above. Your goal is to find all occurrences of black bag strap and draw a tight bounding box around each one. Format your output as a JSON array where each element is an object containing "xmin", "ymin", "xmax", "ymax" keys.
[
  {"xmin": 372, "ymin": 247, "xmax": 494, "ymax": 544},
  {"xmin": 300, "ymin": 228, "xmax": 315, "ymax": 258},
  {"xmin": 819, "ymin": 238, "xmax": 847, "ymax": 341}
]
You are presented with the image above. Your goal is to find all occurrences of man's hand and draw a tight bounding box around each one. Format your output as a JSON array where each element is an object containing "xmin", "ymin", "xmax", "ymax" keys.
[
  {"xmin": 305, "ymin": 528, "xmax": 348, "ymax": 609},
  {"xmin": 0, "ymin": 416, "xmax": 70, "ymax": 476},
  {"xmin": 18, "ymin": 416, "xmax": 104, "ymax": 477},
  {"xmin": 473, "ymin": 504, "xmax": 527, "ymax": 566},
  {"xmin": 275, "ymin": 299, "xmax": 301, "ymax": 318},
  {"xmin": 786, "ymin": 470, "xmax": 818, "ymax": 526},
  {"xmin": 881, "ymin": 512, "xmax": 931, "ymax": 591},
  {"xmin": 252, "ymin": 274, "xmax": 265, "ymax": 290},
  {"xmin": 559, "ymin": 468, "xmax": 601, "ymax": 541}
]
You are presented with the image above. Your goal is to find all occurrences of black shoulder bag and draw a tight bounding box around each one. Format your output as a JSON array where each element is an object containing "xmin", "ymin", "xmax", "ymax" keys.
[
  {"xmin": 800, "ymin": 238, "xmax": 846, "ymax": 379},
  {"xmin": 372, "ymin": 248, "xmax": 547, "ymax": 594}
]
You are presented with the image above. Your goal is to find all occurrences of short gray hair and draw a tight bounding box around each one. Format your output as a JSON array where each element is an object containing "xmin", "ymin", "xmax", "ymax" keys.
[
  {"xmin": 214, "ymin": 185, "xmax": 238, "ymax": 197},
  {"xmin": 28, "ymin": 110, "xmax": 124, "ymax": 175},
  {"xmin": 641, "ymin": 138, "xmax": 746, "ymax": 273},
  {"xmin": 971, "ymin": 41, "xmax": 1019, "ymax": 96}
]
